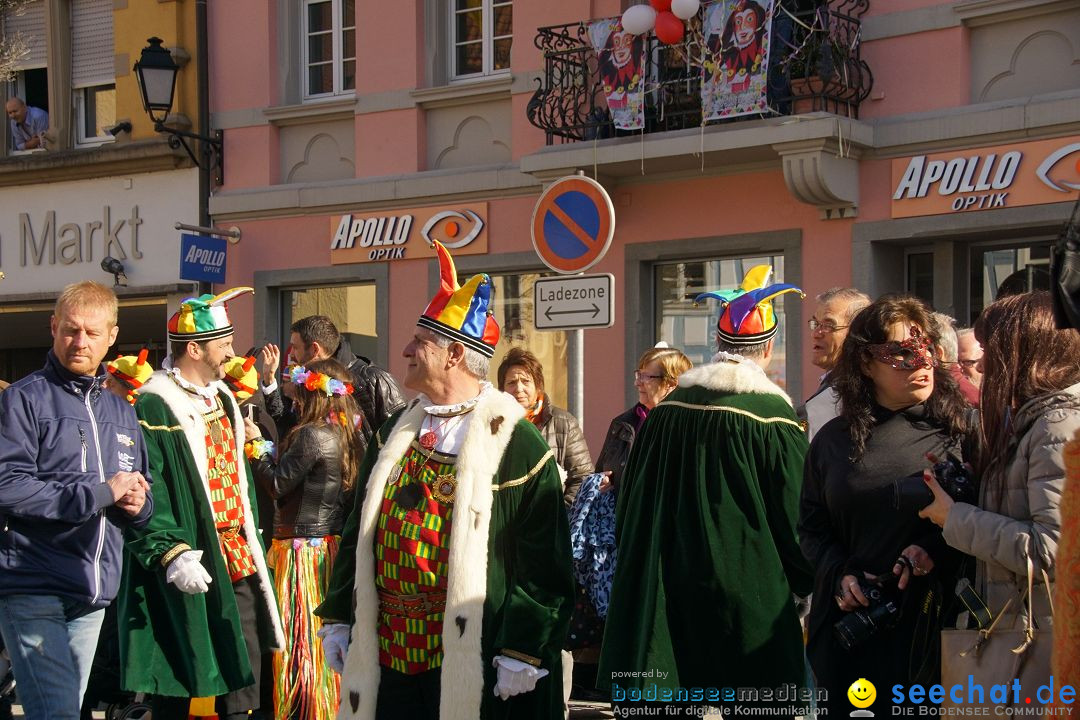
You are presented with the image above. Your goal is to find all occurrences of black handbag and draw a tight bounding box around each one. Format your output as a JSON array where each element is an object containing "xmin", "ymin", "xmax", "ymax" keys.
[{"xmin": 1050, "ymin": 195, "xmax": 1080, "ymax": 330}]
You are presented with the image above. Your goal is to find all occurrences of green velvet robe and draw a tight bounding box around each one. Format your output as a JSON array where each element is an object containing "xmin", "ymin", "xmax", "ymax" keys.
[
  {"xmin": 316, "ymin": 389, "xmax": 574, "ymax": 720},
  {"xmin": 598, "ymin": 358, "xmax": 814, "ymax": 698},
  {"xmin": 119, "ymin": 371, "xmax": 285, "ymax": 698}
]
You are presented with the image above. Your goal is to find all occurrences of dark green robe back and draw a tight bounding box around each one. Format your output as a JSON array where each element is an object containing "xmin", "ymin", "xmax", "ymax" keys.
[{"xmin": 598, "ymin": 361, "xmax": 813, "ymax": 697}]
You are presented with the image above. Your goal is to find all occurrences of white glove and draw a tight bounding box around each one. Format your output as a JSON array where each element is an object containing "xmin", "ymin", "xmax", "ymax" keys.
[
  {"xmin": 318, "ymin": 623, "xmax": 351, "ymax": 673},
  {"xmin": 492, "ymin": 655, "xmax": 549, "ymax": 700},
  {"xmin": 165, "ymin": 550, "xmax": 212, "ymax": 594}
]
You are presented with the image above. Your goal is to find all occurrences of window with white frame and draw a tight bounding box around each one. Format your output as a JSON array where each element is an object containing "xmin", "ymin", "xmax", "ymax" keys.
[
  {"xmin": 303, "ymin": 0, "xmax": 356, "ymax": 99},
  {"xmin": 71, "ymin": 0, "xmax": 115, "ymax": 145},
  {"xmin": 452, "ymin": 0, "xmax": 511, "ymax": 79}
]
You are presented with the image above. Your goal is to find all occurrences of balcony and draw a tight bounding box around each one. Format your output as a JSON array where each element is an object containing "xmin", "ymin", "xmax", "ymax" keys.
[{"xmin": 526, "ymin": 0, "xmax": 873, "ymax": 146}]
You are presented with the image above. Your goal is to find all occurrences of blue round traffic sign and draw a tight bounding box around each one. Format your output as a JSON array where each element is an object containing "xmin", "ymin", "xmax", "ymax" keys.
[{"xmin": 531, "ymin": 176, "xmax": 615, "ymax": 274}]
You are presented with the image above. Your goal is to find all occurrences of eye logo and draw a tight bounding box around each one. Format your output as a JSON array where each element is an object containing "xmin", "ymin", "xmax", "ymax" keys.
[
  {"xmin": 420, "ymin": 210, "xmax": 484, "ymax": 249},
  {"xmin": 847, "ymin": 678, "xmax": 876, "ymax": 716},
  {"xmin": 1036, "ymin": 142, "xmax": 1080, "ymax": 193}
]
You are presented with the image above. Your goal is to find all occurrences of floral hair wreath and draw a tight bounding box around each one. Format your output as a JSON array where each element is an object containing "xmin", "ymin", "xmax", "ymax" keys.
[{"xmin": 287, "ymin": 365, "xmax": 355, "ymax": 397}]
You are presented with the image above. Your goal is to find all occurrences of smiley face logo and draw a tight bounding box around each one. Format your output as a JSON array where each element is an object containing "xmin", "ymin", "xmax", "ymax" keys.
[{"xmin": 847, "ymin": 678, "xmax": 876, "ymax": 709}]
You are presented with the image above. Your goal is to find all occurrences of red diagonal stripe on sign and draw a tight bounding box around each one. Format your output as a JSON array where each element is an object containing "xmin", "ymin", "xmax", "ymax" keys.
[{"xmin": 548, "ymin": 201, "xmax": 598, "ymax": 252}]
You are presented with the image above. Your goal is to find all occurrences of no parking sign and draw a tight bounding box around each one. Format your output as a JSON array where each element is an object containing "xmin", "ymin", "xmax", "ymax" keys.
[{"xmin": 530, "ymin": 175, "xmax": 615, "ymax": 274}]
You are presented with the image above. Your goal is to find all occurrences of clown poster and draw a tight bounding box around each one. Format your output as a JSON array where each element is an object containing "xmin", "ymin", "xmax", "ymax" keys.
[
  {"xmin": 701, "ymin": 0, "xmax": 775, "ymax": 120},
  {"xmin": 589, "ymin": 18, "xmax": 647, "ymax": 131}
]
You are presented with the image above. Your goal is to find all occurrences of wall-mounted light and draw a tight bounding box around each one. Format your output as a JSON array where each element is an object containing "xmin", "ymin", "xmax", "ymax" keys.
[
  {"xmin": 101, "ymin": 256, "xmax": 127, "ymax": 287},
  {"xmin": 134, "ymin": 37, "xmax": 223, "ymax": 183}
]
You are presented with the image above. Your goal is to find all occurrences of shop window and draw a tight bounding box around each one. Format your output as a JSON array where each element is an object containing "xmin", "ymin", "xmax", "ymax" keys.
[
  {"xmin": 452, "ymin": 0, "xmax": 511, "ymax": 79},
  {"xmin": 488, "ymin": 271, "xmax": 568, "ymax": 409},
  {"xmin": 282, "ymin": 283, "xmax": 377, "ymax": 361},
  {"xmin": 303, "ymin": 0, "xmax": 356, "ymax": 99},
  {"xmin": 906, "ymin": 251, "xmax": 934, "ymax": 305},
  {"xmin": 654, "ymin": 254, "xmax": 790, "ymax": 391},
  {"xmin": 967, "ymin": 241, "xmax": 1051, "ymax": 325}
]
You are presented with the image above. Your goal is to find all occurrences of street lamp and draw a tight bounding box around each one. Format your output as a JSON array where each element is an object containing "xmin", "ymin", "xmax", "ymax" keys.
[
  {"xmin": 133, "ymin": 37, "xmax": 178, "ymax": 125},
  {"xmin": 133, "ymin": 36, "xmax": 223, "ymax": 183}
]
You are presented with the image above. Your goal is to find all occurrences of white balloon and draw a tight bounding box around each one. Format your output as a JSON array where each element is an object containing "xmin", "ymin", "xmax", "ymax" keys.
[
  {"xmin": 621, "ymin": 4, "xmax": 657, "ymax": 35},
  {"xmin": 671, "ymin": 0, "xmax": 700, "ymax": 21}
]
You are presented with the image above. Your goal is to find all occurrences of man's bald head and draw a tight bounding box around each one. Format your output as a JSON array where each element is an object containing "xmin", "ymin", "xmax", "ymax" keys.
[{"xmin": 5, "ymin": 97, "xmax": 27, "ymax": 123}]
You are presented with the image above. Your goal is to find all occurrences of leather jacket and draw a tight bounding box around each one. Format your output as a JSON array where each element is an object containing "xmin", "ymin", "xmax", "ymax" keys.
[
  {"xmin": 251, "ymin": 424, "xmax": 350, "ymax": 539},
  {"xmin": 594, "ymin": 404, "xmax": 645, "ymax": 490},
  {"xmin": 533, "ymin": 396, "xmax": 594, "ymax": 508}
]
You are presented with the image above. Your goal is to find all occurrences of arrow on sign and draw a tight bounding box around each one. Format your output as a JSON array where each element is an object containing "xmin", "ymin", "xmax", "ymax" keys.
[{"xmin": 545, "ymin": 304, "xmax": 601, "ymax": 321}]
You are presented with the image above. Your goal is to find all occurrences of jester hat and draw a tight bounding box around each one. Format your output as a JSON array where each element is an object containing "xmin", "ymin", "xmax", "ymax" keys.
[
  {"xmin": 167, "ymin": 287, "xmax": 253, "ymax": 343},
  {"xmin": 107, "ymin": 348, "xmax": 154, "ymax": 391},
  {"xmin": 695, "ymin": 265, "xmax": 804, "ymax": 346},
  {"xmin": 223, "ymin": 355, "xmax": 258, "ymax": 401},
  {"xmin": 417, "ymin": 240, "xmax": 500, "ymax": 357}
]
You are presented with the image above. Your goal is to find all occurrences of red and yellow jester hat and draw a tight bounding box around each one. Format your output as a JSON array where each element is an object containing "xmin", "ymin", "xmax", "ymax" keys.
[
  {"xmin": 107, "ymin": 348, "xmax": 154, "ymax": 404},
  {"xmin": 222, "ymin": 355, "xmax": 258, "ymax": 401},
  {"xmin": 695, "ymin": 265, "xmax": 804, "ymax": 346},
  {"xmin": 417, "ymin": 240, "xmax": 500, "ymax": 357}
]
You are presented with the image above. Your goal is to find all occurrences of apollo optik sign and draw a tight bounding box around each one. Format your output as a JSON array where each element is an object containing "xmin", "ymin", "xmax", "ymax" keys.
[{"xmin": 890, "ymin": 135, "xmax": 1080, "ymax": 219}]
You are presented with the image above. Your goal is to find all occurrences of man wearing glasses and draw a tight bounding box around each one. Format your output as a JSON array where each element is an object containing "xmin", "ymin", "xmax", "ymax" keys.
[
  {"xmin": 802, "ymin": 287, "xmax": 871, "ymax": 440},
  {"xmin": 956, "ymin": 328, "xmax": 983, "ymax": 389}
]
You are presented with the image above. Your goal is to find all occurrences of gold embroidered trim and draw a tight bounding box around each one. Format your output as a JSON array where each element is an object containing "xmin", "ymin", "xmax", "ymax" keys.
[
  {"xmin": 139, "ymin": 420, "xmax": 184, "ymax": 432},
  {"xmin": 160, "ymin": 543, "xmax": 193, "ymax": 567},
  {"xmin": 658, "ymin": 401, "xmax": 803, "ymax": 429},
  {"xmin": 493, "ymin": 449, "xmax": 555, "ymax": 491},
  {"xmin": 500, "ymin": 648, "xmax": 541, "ymax": 667}
]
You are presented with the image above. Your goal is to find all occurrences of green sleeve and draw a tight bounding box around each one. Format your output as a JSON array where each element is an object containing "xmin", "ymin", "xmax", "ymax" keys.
[
  {"xmin": 492, "ymin": 428, "xmax": 575, "ymax": 665},
  {"xmin": 124, "ymin": 400, "xmax": 198, "ymax": 570},
  {"xmin": 761, "ymin": 422, "xmax": 814, "ymax": 597}
]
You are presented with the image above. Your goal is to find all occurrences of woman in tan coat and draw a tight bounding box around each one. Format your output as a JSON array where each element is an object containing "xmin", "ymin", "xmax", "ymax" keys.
[{"xmin": 921, "ymin": 292, "xmax": 1080, "ymax": 632}]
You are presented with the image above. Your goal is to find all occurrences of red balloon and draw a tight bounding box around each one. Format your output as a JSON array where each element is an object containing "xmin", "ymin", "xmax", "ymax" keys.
[
  {"xmin": 649, "ymin": 0, "xmax": 673, "ymax": 11},
  {"xmin": 654, "ymin": 11, "xmax": 684, "ymax": 44}
]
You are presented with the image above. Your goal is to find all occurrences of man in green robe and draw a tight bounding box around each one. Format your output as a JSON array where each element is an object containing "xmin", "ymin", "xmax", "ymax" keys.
[
  {"xmin": 598, "ymin": 266, "xmax": 814, "ymax": 714},
  {"xmin": 119, "ymin": 288, "xmax": 285, "ymax": 719},
  {"xmin": 316, "ymin": 241, "xmax": 574, "ymax": 720}
]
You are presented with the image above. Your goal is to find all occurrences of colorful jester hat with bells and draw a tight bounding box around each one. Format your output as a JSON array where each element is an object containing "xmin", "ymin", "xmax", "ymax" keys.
[
  {"xmin": 222, "ymin": 355, "xmax": 258, "ymax": 401},
  {"xmin": 417, "ymin": 240, "xmax": 500, "ymax": 357},
  {"xmin": 167, "ymin": 287, "xmax": 254, "ymax": 342},
  {"xmin": 107, "ymin": 348, "xmax": 154, "ymax": 404},
  {"xmin": 694, "ymin": 265, "xmax": 804, "ymax": 346}
]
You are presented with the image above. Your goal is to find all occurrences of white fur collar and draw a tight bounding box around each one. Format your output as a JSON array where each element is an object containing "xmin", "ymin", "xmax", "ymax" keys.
[
  {"xmin": 677, "ymin": 357, "xmax": 793, "ymax": 407},
  {"xmin": 339, "ymin": 389, "xmax": 525, "ymax": 720}
]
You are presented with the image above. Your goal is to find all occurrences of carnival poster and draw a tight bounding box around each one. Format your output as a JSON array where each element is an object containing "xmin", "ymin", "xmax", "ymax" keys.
[
  {"xmin": 588, "ymin": 18, "xmax": 646, "ymax": 131},
  {"xmin": 701, "ymin": 0, "xmax": 775, "ymax": 121}
]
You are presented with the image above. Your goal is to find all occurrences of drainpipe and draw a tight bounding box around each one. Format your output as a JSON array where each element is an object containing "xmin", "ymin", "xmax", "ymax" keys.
[{"xmin": 196, "ymin": 0, "xmax": 212, "ymax": 295}]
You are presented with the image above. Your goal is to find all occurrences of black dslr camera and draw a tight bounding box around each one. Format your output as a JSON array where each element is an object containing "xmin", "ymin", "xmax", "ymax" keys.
[
  {"xmin": 891, "ymin": 453, "xmax": 977, "ymax": 513},
  {"xmin": 833, "ymin": 572, "xmax": 903, "ymax": 651}
]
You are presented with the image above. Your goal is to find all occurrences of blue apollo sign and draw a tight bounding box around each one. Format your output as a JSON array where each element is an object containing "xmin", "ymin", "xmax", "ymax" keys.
[{"xmin": 179, "ymin": 233, "xmax": 227, "ymax": 284}]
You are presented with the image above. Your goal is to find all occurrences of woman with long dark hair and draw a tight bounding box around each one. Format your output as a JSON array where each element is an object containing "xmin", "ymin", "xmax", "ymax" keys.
[
  {"xmin": 920, "ymin": 292, "xmax": 1080, "ymax": 643},
  {"xmin": 799, "ymin": 295, "xmax": 971, "ymax": 712},
  {"xmin": 245, "ymin": 358, "xmax": 363, "ymax": 720}
]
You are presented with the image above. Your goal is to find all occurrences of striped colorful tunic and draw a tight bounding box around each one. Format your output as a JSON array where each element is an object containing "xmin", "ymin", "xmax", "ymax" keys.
[
  {"xmin": 203, "ymin": 401, "xmax": 256, "ymax": 582},
  {"xmin": 374, "ymin": 441, "xmax": 456, "ymax": 674}
]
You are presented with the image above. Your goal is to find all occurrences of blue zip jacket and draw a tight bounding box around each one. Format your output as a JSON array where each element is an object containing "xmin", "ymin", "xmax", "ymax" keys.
[{"xmin": 0, "ymin": 351, "xmax": 154, "ymax": 607}]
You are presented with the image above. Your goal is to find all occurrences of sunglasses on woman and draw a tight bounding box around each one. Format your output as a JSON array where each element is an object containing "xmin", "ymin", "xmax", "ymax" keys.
[{"xmin": 865, "ymin": 327, "xmax": 938, "ymax": 371}]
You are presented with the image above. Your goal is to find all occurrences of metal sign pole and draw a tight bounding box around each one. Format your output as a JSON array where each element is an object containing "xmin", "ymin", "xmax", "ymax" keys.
[{"xmin": 568, "ymin": 327, "xmax": 584, "ymax": 426}]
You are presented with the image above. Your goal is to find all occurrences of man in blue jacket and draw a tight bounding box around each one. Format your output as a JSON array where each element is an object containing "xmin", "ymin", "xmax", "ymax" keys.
[{"xmin": 0, "ymin": 281, "xmax": 153, "ymax": 720}]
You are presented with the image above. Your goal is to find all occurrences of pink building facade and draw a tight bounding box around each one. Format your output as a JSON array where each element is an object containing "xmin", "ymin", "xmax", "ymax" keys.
[{"xmin": 206, "ymin": 0, "xmax": 1080, "ymax": 449}]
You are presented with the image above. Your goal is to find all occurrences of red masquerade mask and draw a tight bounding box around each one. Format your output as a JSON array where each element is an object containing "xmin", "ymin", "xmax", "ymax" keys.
[{"xmin": 866, "ymin": 326, "xmax": 938, "ymax": 371}]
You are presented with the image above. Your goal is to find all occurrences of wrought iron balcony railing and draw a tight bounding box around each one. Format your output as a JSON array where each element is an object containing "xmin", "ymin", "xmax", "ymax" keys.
[{"xmin": 526, "ymin": 0, "xmax": 872, "ymax": 145}]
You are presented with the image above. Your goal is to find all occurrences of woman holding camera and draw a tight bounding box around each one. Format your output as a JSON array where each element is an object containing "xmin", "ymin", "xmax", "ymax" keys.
[
  {"xmin": 920, "ymin": 292, "xmax": 1080, "ymax": 642},
  {"xmin": 799, "ymin": 296, "xmax": 971, "ymax": 712}
]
